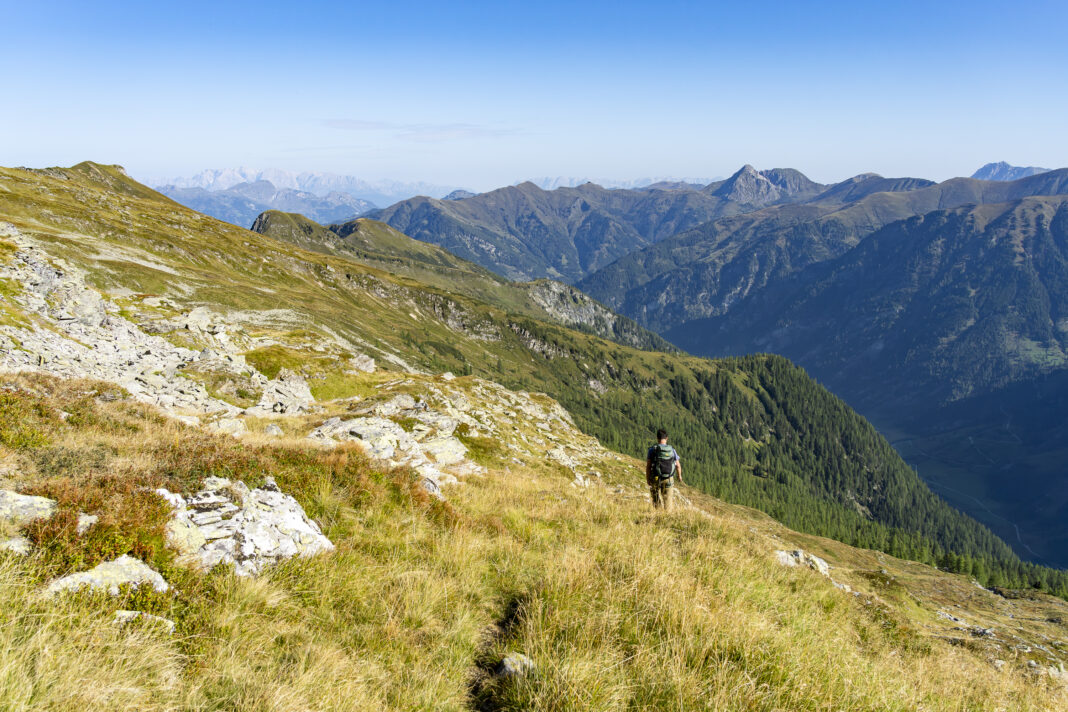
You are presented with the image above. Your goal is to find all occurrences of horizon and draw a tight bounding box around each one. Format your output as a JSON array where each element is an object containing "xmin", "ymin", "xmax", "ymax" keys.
[{"xmin": 4, "ymin": 1, "xmax": 1068, "ymax": 191}]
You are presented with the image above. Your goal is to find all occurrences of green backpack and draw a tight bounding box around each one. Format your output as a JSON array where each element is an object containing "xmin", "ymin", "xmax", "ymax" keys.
[{"xmin": 650, "ymin": 444, "xmax": 676, "ymax": 480}]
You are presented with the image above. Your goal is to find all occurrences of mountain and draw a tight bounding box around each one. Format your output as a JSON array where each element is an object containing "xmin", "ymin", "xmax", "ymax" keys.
[
  {"xmin": 249, "ymin": 210, "xmax": 673, "ymax": 353},
  {"xmin": 2, "ymin": 162, "xmax": 1066, "ymax": 708},
  {"xmin": 2, "ymin": 162, "xmax": 1062, "ymax": 596},
  {"xmin": 524, "ymin": 175, "xmax": 717, "ymax": 190},
  {"xmin": 580, "ymin": 169, "xmax": 1068, "ymax": 331},
  {"xmin": 151, "ymin": 167, "xmax": 457, "ymax": 205},
  {"xmin": 157, "ymin": 180, "xmax": 375, "ymax": 228},
  {"xmin": 668, "ymin": 197, "xmax": 1068, "ymax": 566},
  {"xmin": 367, "ymin": 166, "xmax": 842, "ymax": 283},
  {"xmin": 973, "ymin": 161, "xmax": 1051, "ymax": 181}
]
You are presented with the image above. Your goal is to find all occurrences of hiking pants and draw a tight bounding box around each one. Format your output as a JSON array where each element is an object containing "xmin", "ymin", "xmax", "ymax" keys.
[{"xmin": 650, "ymin": 477, "xmax": 673, "ymax": 511}]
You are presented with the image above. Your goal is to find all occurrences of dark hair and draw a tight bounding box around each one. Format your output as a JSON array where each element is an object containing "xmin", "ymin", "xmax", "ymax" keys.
[{"xmin": 656, "ymin": 428, "xmax": 668, "ymax": 441}]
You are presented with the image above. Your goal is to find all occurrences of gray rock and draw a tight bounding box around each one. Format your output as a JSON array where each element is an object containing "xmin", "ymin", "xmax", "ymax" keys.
[
  {"xmin": 246, "ymin": 368, "xmax": 314, "ymax": 416},
  {"xmin": 159, "ymin": 477, "xmax": 334, "ymax": 577},
  {"xmin": 114, "ymin": 609, "xmax": 176, "ymax": 634},
  {"xmin": 76, "ymin": 513, "xmax": 98, "ymax": 535},
  {"xmin": 0, "ymin": 490, "xmax": 57, "ymax": 525},
  {"xmin": 775, "ymin": 549, "xmax": 830, "ymax": 577},
  {"xmin": 264, "ymin": 424, "xmax": 284, "ymax": 437},
  {"xmin": 497, "ymin": 652, "xmax": 535, "ymax": 678},
  {"xmin": 46, "ymin": 555, "xmax": 170, "ymax": 596},
  {"xmin": 1, "ymin": 536, "xmax": 32, "ymax": 555},
  {"xmin": 209, "ymin": 418, "xmax": 247, "ymax": 437}
]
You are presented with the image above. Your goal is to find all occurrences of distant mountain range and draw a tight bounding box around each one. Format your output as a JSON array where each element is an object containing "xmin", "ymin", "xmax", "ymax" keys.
[
  {"xmin": 156, "ymin": 180, "xmax": 375, "ymax": 229},
  {"xmin": 366, "ymin": 165, "xmax": 885, "ymax": 282},
  {"xmin": 972, "ymin": 161, "xmax": 1051, "ymax": 181},
  {"xmin": 522, "ymin": 175, "xmax": 718, "ymax": 191},
  {"xmin": 578, "ymin": 169, "xmax": 1068, "ymax": 331},
  {"xmin": 149, "ymin": 167, "xmax": 459, "ymax": 205}
]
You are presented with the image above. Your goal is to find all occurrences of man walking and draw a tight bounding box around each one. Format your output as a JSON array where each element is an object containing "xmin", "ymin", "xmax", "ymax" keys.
[{"xmin": 647, "ymin": 428, "xmax": 683, "ymax": 510}]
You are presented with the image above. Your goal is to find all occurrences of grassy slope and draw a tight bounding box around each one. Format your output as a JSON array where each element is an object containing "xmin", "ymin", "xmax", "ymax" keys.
[
  {"xmin": 0, "ymin": 162, "xmax": 1049, "ymax": 591},
  {"xmin": 1, "ymin": 373, "xmax": 1065, "ymax": 711},
  {"xmin": 250, "ymin": 209, "xmax": 675, "ymax": 353}
]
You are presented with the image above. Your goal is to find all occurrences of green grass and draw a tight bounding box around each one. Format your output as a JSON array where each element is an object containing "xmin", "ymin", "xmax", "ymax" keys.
[{"xmin": 1, "ymin": 372, "xmax": 1064, "ymax": 711}]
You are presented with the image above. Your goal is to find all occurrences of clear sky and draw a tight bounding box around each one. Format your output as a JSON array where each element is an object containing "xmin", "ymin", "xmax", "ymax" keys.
[{"xmin": 3, "ymin": 0, "xmax": 1067, "ymax": 190}]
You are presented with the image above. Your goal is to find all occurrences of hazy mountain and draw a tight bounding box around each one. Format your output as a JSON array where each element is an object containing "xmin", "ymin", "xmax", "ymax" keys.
[
  {"xmin": 524, "ymin": 175, "xmax": 717, "ymax": 190},
  {"xmin": 151, "ymin": 167, "xmax": 457, "ymax": 205},
  {"xmin": 367, "ymin": 165, "xmax": 837, "ymax": 283},
  {"xmin": 580, "ymin": 170, "xmax": 1068, "ymax": 331},
  {"xmin": 972, "ymin": 161, "xmax": 1051, "ymax": 181},
  {"xmin": 157, "ymin": 180, "xmax": 375, "ymax": 229}
]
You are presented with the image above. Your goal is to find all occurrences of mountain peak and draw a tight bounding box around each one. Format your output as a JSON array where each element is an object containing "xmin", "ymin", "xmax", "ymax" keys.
[{"xmin": 972, "ymin": 162, "xmax": 1051, "ymax": 181}]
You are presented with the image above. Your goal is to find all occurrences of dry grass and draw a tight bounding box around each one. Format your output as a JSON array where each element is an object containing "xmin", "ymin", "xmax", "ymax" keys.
[{"xmin": 0, "ymin": 373, "xmax": 1065, "ymax": 711}]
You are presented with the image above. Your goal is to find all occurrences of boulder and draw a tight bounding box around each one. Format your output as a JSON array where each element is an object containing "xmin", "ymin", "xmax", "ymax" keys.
[
  {"xmin": 0, "ymin": 490, "xmax": 57, "ymax": 525},
  {"xmin": 497, "ymin": 652, "xmax": 536, "ymax": 679},
  {"xmin": 421, "ymin": 436, "xmax": 467, "ymax": 465},
  {"xmin": 76, "ymin": 513, "xmax": 98, "ymax": 535},
  {"xmin": 775, "ymin": 549, "xmax": 831, "ymax": 577},
  {"xmin": 114, "ymin": 609, "xmax": 176, "ymax": 634},
  {"xmin": 158, "ymin": 476, "xmax": 334, "ymax": 577},
  {"xmin": 246, "ymin": 368, "xmax": 314, "ymax": 416},
  {"xmin": 45, "ymin": 555, "xmax": 169, "ymax": 596},
  {"xmin": 209, "ymin": 418, "xmax": 247, "ymax": 437},
  {"xmin": 1, "ymin": 536, "xmax": 32, "ymax": 556},
  {"xmin": 264, "ymin": 423, "xmax": 284, "ymax": 437}
]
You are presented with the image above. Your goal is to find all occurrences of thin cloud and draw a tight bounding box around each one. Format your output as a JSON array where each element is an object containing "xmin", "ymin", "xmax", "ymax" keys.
[{"xmin": 324, "ymin": 118, "xmax": 519, "ymax": 143}]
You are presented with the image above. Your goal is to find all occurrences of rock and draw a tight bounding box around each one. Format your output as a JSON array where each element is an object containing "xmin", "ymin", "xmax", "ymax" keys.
[
  {"xmin": 246, "ymin": 368, "xmax": 314, "ymax": 416},
  {"xmin": 775, "ymin": 549, "xmax": 830, "ymax": 577},
  {"xmin": 1, "ymin": 536, "xmax": 32, "ymax": 555},
  {"xmin": 46, "ymin": 555, "xmax": 170, "ymax": 596},
  {"xmin": 171, "ymin": 414, "xmax": 201, "ymax": 427},
  {"xmin": 114, "ymin": 609, "xmax": 176, "ymax": 634},
  {"xmin": 76, "ymin": 513, "xmax": 98, "ymax": 535},
  {"xmin": 264, "ymin": 424, "xmax": 284, "ymax": 437},
  {"xmin": 347, "ymin": 354, "xmax": 376, "ymax": 373},
  {"xmin": 421, "ymin": 477, "xmax": 444, "ymax": 500},
  {"xmin": 158, "ymin": 477, "xmax": 334, "ymax": 577},
  {"xmin": 209, "ymin": 418, "xmax": 246, "ymax": 437},
  {"xmin": 441, "ymin": 371, "xmax": 456, "ymax": 381},
  {"xmin": 497, "ymin": 652, "xmax": 535, "ymax": 679},
  {"xmin": 371, "ymin": 394, "xmax": 417, "ymax": 417},
  {"xmin": 0, "ymin": 490, "xmax": 57, "ymax": 525},
  {"xmin": 420, "ymin": 436, "xmax": 467, "ymax": 465}
]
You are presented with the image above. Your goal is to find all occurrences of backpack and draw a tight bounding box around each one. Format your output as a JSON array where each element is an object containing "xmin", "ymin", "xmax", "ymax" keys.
[{"xmin": 650, "ymin": 444, "xmax": 676, "ymax": 479}]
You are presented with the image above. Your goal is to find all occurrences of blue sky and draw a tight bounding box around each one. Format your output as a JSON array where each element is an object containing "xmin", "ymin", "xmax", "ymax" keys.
[{"xmin": 3, "ymin": 0, "xmax": 1067, "ymax": 189}]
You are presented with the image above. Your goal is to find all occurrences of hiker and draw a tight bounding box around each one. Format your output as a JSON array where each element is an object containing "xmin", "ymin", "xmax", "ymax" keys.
[{"xmin": 647, "ymin": 428, "xmax": 682, "ymax": 510}]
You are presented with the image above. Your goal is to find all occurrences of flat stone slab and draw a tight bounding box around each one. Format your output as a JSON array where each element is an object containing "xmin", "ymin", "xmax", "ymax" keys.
[
  {"xmin": 46, "ymin": 554, "xmax": 170, "ymax": 596},
  {"xmin": 0, "ymin": 490, "xmax": 57, "ymax": 526}
]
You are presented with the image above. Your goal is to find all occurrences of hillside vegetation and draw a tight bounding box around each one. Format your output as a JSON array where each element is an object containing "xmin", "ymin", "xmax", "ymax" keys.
[
  {"xmin": 674, "ymin": 197, "xmax": 1068, "ymax": 567},
  {"xmin": 1, "ymin": 372, "xmax": 1066, "ymax": 711},
  {"xmin": 0, "ymin": 162, "xmax": 1065, "ymax": 597}
]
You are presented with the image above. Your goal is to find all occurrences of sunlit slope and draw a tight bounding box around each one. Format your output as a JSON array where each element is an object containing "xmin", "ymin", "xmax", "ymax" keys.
[
  {"xmin": 0, "ymin": 162, "xmax": 1061, "ymax": 596},
  {"xmin": 0, "ymin": 372, "xmax": 1064, "ymax": 711}
]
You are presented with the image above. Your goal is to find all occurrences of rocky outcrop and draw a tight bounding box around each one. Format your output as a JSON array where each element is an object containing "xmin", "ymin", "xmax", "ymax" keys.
[
  {"xmin": 245, "ymin": 368, "xmax": 314, "ymax": 416},
  {"xmin": 0, "ymin": 489, "xmax": 57, "ymax": 525},
  {"xmin": 0, "ymin": 226, "xmax": 317, "ymax": 425},
  {"xmin": 45, "ymin": 555, "xmax": 169, "ymax": 596},
  {"xmin": 775, "ymin": 549, "xmax": 830, "ymax": 576},
  {"xmin": 157, "ymin": 476, "xmax": 334, "ymax": 577}
]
